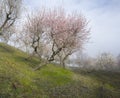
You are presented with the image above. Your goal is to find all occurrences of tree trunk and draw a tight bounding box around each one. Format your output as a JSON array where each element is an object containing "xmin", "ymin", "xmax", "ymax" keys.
[
  {"xmin": 33, "ymin": 61, "xmax": 49, "ymax": 71},
  {"xmin": 61, "ymin": 60, "xmax": 66, "ymax": 68}
]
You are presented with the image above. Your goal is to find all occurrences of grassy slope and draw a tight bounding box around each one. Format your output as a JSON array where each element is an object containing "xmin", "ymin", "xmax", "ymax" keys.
[{"xmin": 0, "ymin": 43, "xmax": 120, "ymax": 98}]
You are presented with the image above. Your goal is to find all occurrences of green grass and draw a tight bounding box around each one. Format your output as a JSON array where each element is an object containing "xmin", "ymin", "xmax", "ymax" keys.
[
  {"xmin": 0, "ymin": 42, "xmax": 120, "ymax": 98},
  {"xmin": 0, "ymin": 43, "xmax": 74, "ymax": 97},
  {"xmin": 72, "ymin": 69, "xmax": 120, "ymax": 97}
]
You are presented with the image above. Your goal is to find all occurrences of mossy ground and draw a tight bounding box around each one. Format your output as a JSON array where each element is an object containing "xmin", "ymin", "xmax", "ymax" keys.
[{"xmin": 0, "ymin": 43, "xmax": 120, "ymax": 98}]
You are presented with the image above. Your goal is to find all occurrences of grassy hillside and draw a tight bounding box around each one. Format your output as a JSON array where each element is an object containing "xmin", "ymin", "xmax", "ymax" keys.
[{"xmin": 0, "ymin": 43, "xmax": 120, "ymax": 98}]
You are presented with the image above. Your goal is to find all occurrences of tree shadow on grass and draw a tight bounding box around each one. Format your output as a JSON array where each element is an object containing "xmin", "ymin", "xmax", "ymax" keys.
[
  {"xmin": 94, "ymin": 85, "xmax": 120, "ymax": 98},
  {"xmin": 13, "ymin": 56, "xmax": 41, "ymax": 68},
  {"xmin": 0, "ymin": 45, "xmax": 15, "ymax": 53},
  {"xmin": 73, "ymin": 69, "xmax": 120, "ymax": 89}
]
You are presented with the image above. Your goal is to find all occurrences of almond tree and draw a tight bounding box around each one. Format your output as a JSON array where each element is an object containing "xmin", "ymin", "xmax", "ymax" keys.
[
  {"xmin": 45, "ymin": 9, "xmax": 89, "ymax": 68},
  {"xmin": 95, "ymin": 53, "xmax": 115, "ymax": 70},
  {"xmin": 0, "ymin": 0, "xmax": 22, "ymax": 42},
  {"xmin": 23, "ymin": 10, "xmax": 47, "ymax": 58}
]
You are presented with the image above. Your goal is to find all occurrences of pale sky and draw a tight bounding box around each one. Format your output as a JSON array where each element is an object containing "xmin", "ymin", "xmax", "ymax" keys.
[{"xmin": 23, "ymin": 0, "xmax": 120, "ymax": 57}]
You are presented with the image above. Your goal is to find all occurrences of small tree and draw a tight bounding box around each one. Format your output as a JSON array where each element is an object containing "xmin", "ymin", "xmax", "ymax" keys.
[
  {"xmin": 74, "ymin": 52, "xmax": 94, "ymax": 69},
  {"xmin": 23, "ymin": 10, "xmax": 47, "ymax": 58},
  {"xmin": 45, "ymin": 9, "xmax": 89, "ymax": 68},
  {"xmin": 0, "ymin": 0, "xmax": 22, "ymax": 42},
  {"xmin": 95, "ymin": 53, "xmax": 115, "ymax": 71}
]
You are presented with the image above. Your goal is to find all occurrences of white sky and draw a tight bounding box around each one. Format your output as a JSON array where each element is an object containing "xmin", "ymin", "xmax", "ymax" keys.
[{"xmin": 23, "ymin": 0, "xmax": 120, "ymax": 57}]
